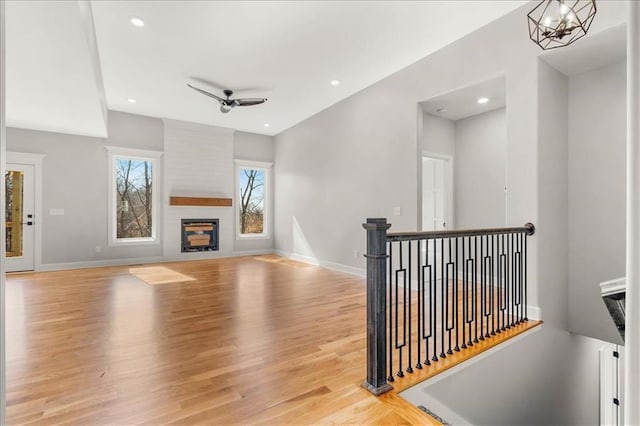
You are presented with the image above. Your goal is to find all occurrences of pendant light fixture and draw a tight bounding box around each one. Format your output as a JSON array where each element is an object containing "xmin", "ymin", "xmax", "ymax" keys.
[{"xmin": 528, "ymin": 0, "xmax": 597, "ymax": 50}]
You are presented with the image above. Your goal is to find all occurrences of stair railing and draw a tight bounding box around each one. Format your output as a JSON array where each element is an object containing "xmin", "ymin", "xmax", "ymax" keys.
[{"xmin": 362, "ymin": 218, "xmax": 535, "ymax": 396}]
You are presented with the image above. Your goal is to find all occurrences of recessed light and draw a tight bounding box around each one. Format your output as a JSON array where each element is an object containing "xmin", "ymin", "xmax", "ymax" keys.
[
  {"xmin": 264, "ymin": 123, "xmax": 270, "ymax": 128},
  {"xmin": 330, "ymin": 80, "xmax": 340, "ymax": 86},
  {"xmin": 130, "ymin": 16, "xmax": 145, "ymax": 27},
  {"xmin": 127, "ymin": 98, "xmax": 137, "ymax": 104},
  {"xmin": 477, "ymin": 97, "xmax": 489, "ymax": 104}
]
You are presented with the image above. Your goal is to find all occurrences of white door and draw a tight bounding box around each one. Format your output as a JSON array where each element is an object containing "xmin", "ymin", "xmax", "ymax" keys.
[
  {"xmin": 5, "ymin": 163, "xmax": 35, "ymax": 272},
  {"xmin": 422, "ymin": 156, "xmax": 450, "ymax": 231}
]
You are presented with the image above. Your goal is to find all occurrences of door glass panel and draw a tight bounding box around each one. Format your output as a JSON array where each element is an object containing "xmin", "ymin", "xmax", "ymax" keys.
[{"xmin": 5, "ymin": 170, "xmax": 24, "ymax": 257}]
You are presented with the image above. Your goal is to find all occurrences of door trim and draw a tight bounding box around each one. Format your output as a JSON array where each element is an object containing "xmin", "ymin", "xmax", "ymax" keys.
[
  {"xmin": 422, "ymin": 151, "xmax": 454, "ymax": 231},
  {"xmin": 7, "ymin": 152, "xmax": 45, "ymax": 271}
]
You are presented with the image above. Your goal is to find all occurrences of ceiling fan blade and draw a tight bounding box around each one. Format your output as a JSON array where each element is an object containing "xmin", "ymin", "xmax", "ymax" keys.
[
  {"xmin": 233, "ymin": 98, "xmax": 267, "ymax": 107},
  {"xmin": 187, "ymin": 84, "xmax": 225, "ymax": 103}
]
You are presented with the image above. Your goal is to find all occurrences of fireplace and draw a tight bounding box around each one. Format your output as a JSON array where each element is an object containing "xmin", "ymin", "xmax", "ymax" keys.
[{"xmin": 181, "ymin": 219, "xmax": 219, "ymax": 253}]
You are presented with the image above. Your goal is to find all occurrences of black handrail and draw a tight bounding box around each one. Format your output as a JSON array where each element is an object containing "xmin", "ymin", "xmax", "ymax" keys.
[{"xmin": 387, "ymin": 223, "xmax": 535, "ymax": 242}]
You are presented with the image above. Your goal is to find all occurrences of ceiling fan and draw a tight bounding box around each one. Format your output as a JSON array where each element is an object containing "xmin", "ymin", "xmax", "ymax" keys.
[{"xmin": 187, "ymin": 83, "xmax": 267, "ymax": 113}]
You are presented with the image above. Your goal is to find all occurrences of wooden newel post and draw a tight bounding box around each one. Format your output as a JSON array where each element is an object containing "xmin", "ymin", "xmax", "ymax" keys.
[{"xmin": 362, "ymin": 218, "xmax": 393, "ymax": 396}]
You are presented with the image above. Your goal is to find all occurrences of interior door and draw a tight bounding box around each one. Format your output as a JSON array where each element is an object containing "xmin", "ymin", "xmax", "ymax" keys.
[
  {"xmin": 5, "ymin": 163, "xmax": 35, "ymax": 272},
  {"xmin": 422, "ymin": 156, "xmax": 449, "ymax": 231}
]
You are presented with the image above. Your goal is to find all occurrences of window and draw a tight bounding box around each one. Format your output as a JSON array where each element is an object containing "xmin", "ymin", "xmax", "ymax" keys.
[
  {"xmin": 106, "ymin": 146, "xmax": 162, "ymax": 245},
  {"xmin": 235, "ymin": 160, "xmax": 272, "ymax": 238}
]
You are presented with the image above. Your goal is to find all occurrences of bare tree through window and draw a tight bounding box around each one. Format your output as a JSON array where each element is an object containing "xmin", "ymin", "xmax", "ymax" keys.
[
  {"xmin": 239, "ymin": 168, "xmax": 264, "ymax": 234},
  {"xmin": 116, "ymin": 158, "xmax": 153, "ymax": 239}
]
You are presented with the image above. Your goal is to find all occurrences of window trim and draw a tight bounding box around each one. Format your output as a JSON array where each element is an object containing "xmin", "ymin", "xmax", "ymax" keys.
[
  {"xmin": 106, "ymin": 146, "xmax": 163, "ymax": 246},
  {"xmin": 234, "ymin": 159, "xmax": 272, "ymax": 240}
]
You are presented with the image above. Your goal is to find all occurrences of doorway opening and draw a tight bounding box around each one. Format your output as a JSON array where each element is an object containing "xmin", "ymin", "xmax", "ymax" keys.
[{"xmin": 421, "ymin": 153, "xmax": 452, "ymax": 231}]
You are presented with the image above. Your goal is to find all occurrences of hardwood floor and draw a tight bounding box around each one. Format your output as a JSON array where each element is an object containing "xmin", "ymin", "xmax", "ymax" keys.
[{"xmin": 4, "ymin": 255, "xmax": 539, "ymax": 425}]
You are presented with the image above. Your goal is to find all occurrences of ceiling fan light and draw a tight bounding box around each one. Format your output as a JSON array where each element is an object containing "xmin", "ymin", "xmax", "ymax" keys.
[
  {"xmin": 220, "ymin": 104, "xmax": 231, "ymax": 113},
  {"xmin": 527, "ymin": 0, "xmax": 597, "ymax": 50}
]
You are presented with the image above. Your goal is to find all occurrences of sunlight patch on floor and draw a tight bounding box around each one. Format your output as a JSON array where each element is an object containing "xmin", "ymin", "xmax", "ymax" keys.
[{"xmin": 129, "ymin": 266, "xmax": 196, "ymax": 285}]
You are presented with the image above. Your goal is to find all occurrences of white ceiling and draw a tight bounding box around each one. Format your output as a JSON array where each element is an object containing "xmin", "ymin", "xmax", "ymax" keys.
[
  {"xmin": 421, "ymin": 76, "xmax": 506, "ymax": 121},
  {"xmin": 6, "ymin": 0, "xmax": 527, "ymax": 138},
  {"xmin": 6, "ymin": 0, "xmax": 107, "ymax": 137},
  {"xmin": 541, "ymin": 23, "xmax": 626, "ymax": 76}
]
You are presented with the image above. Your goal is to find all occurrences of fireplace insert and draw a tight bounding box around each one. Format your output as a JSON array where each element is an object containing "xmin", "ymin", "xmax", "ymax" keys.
[{"xmin": 181, "ymin": 219, "xmax": 219, "ymax": 252}]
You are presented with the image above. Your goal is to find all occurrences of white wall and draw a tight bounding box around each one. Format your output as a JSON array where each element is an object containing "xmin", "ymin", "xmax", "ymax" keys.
[
  {"xmin": 537, "ymin": 60, "xmax": 570, "ymax": 329},
  {"xmin": 275, "ymin": 4, "xmax": 540, "ymax": 310},
  {"xmin": 162, "ymin": 119, "xmax": 235, "ymax": 259},
  {"xmin": 568, "ymin": 60, "xmax": 627, "ymax": 343},
  {"xmin": 6, "ymin": 124, "xmax": 165, "ymax": 266},
  {"xmin": 401, "ymin": 327, "xmax": 608, "ymax": 425},
  {"xmin": 106, "ymin": 110, "xmax": 163, "ymax": 151},
  {"xmin": 422, "ymin": 112, "xmax": 455, "ymax": 157},
  {"xmin": 234, "ymin": 131, "xmax": 274, "ymax": 163},
  {"xmin": 454, "ymin": 107, "xmax": 506, "ymax": 228},
  {"xmin": 233, "ymin": 131, "xmax": 275, "ymax": 253}
]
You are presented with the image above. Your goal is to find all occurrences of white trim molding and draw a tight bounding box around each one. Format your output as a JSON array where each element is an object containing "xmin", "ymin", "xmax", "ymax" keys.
[
  {"xmin": 600, "ymin": 343, "xmax": 622, "ymax": 426},
  {"xmin": 105, "ymin": 146, "xmax": 163, "ymax": 246},
  {"xmin": 234, "ymin": 159, "xmax": 273, "ymax": 240},
  {"xmin": 601, "ymin": 277, "xmax": 626, "ymax": 297},
  {"xmin": 626, "ymin": 2, "xmax": 640, "ymax": 423},
  {"xmin": 274, "ymin": 250, "xmax": 365, "ymax": 277},
  {"xmin": 38, "ymin": 249, "xmax": 274, "ymax": 272}
]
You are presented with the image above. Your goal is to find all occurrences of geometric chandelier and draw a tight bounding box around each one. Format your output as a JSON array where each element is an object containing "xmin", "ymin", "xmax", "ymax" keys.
[{"xmin": 527, "ymin": 0, "xmax": 597, "ymax": 50}]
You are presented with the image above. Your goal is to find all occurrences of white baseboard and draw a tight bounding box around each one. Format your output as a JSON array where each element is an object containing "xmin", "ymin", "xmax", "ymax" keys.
[
  {"xmin": 36, "ymin": 249, "xmax": 275, "ymax": 272},
  {"xmin": 38, "ymin": 256, "xmax": 167, "ymax": 271},
  {"xmin": 527, "ymin": 305, "xmax": 542, "ymax": 321},
  {"xmin": 274, "ymin": 250, "xmax": 365, "ymax": 277}
]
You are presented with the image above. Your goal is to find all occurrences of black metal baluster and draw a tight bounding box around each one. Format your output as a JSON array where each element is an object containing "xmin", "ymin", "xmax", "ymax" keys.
[
  {"xmin": 484, "ymin": 235, "xmax": 491, "ymax": 338},
  {"xmin": 453, "ymin": 237, "xmax": 460, "ymax": 352},
  {"xmin": 491, "ymin": 234, "xmax": 497, "ymax": 336},
  {"xmin": 396, "ymin": 241, "xmax": 405, "ymax": 377},
  {"xmin": 432, "ymin": 238, "xmax": 438, "ymax": 362},
  {"xmin": 497, "ymin": 235, "xmax": 502, "ymax": 333},
  {"xmin": 509, "ymin": 233, "xmax": 518, "ymax": 327},
  {"xmin": 423, "ymin": 238, "xmax": 432, "ymax": 366},
  {"xmin": 461, "ymin": 236, "xmax": 467, "ymax": 349},
  {"xmin": 473, "ymin": 236, "xmax": 479, "ymax": 343},
  {"xmin": 519, "ymin": 232, "xmax": 524, "ymax": 322},
  {"xmin": 520, "ymin": 232, "xmax": 524, "ymax": 322},
  {"xmin": 506, "ymin": 233, "xmax": 512, "ymax": 329},
  {"xmin": 416, "ymin": 239, "xmax": 422, "ymax": 370},
  {"xmin": 407, "ymin": 241, "xmax": 413, "ymax": 374},
  {"xmin": 524, "ymin": 232, "xmax": 528, "ymax": 321},
  {"xmin": 500, "ymin": 234, "xmax": 507, "ymax": 331},
  {"xmin": 440, "ymin": 238, "xmax": 446, "ymax": 359},
  {"xmin": 512, "ymin": 234, "xmax": 521, "ymax": 324},
  {"xmin": 480, "ymin": 235, "xmax": 486, "ymax": 341},
  {"xmin": 511, "ymin": 233, "xmax": 515, "ymax": 327},
  {"xmin": 507, "ymin": 233, "xmax": 512, "ymax": 329},
  {"xmin": 445, "ymin": 238, "xmax": 455, "ymax": 355},
  {"xmin": 388, "ymin": 242, "xmax": 394, "ymax": 382},
  {"xmin": 464, "ymin": 237, "xmax": 475, "ymax": 346}
]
